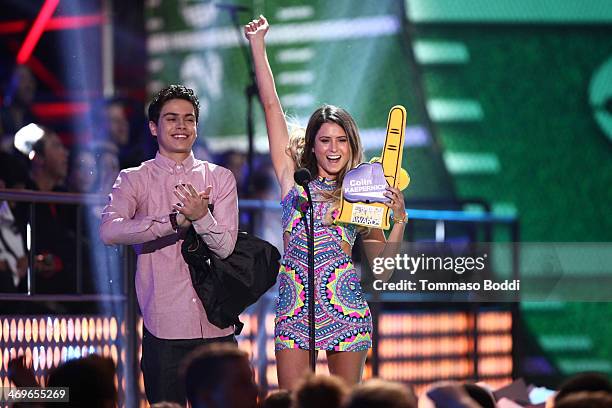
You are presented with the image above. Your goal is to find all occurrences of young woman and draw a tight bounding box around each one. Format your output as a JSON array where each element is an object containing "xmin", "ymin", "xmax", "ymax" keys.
[{"xmin": 245, "ymin": 16, "xmax": 407, "ymax": 389}]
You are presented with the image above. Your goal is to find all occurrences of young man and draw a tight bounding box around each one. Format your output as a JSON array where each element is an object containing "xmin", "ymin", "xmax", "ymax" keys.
[{"xmin": 100, "ymin": 85, "xmax": 239, "ymax": 404}]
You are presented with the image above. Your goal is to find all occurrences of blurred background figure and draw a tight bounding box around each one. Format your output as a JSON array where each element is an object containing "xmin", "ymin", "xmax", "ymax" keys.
[
  {"xmin": 248, "ymin": 157, "xmax": 282, "ymax": 249},
  {"xmin": 0, "ymin": 150, "xmax": 28, "ymax": 296},
  {"xmin": 46, "ymin": 354, "xmax": 117, "ymax": 408},
  {"xmin": 344, "ymin": 379, "xmax": 417, "ymax": 408},
  {"xmin": 94, "ymin": 141, "xmax": 121, "ymax": 195},
  {"xmin": 13, "ymin": 123, "xmax": 75, "ymax": 299},
  {"xmin": 68, "ymin": 147, "xmax": 99, "ymax": 194},
  {"xmin": 219, "ymin": 150, "xmax": 248, "ymax": 196},
  {"xmin": 293, "ymin": 374, "xmax": 349, "ymax": 408},
  {"xmin": 260, "ymin": 390, "xmax": 292, "ymax": 408},
  {"xmin": 93, "ymin": 97, "xmax": 146, "ymax": 169},
  {"xmin": 182, "ymin": 343, "xmax": 258, "ymax": 408},
  {"xmin": 0, "ymin": 65, "xmax": 38, "ymax": 153}
]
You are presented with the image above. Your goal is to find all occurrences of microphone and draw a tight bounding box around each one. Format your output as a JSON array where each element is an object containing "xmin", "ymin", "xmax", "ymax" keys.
[
  {"xmin": 214, "ymin": 3, "xmax": 251, "ymax": 12},
  {"xmin": 294, "ymin": 168, "xmax": 312, "ymax": 187}
]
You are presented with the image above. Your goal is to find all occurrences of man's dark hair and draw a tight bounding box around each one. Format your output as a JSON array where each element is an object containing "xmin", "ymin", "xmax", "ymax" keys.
[
  {"xmin": 555, "ymin": 391, "xmax": 612, "ymax": 408},
  {"xmin": 261, "ymin": 390, "xmax": 292, "ymax": 408},
  {"xmin": 180, "ymin": 343, "xmax": 249, "ymax": 404},
  {"xmin": 47, "ymin": 355, "xmax": 117, "ymax": 408},
  {"xmin": 147, "ymin": 84, "xmax": 200, "ymax": 124},
  {"xmin": 344, "ymin": 379, "xmax": 417, "ymax": 408},
  {"xmin": 294, "ymin": 374, "xmax": 348, "ymax": 408},
  {"xmin": 555, "ymin": 372, "xmax": 612, "ymax": 404},
  {"xmin": 463, "ymin": 383, "xmax": 496, "ymax": 408}
]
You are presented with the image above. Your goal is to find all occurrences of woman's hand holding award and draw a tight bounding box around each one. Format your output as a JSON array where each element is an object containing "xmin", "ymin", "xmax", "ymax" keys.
[{"xmin": 336, "ymin": 105, "xmax": 411, "ymax": 229}]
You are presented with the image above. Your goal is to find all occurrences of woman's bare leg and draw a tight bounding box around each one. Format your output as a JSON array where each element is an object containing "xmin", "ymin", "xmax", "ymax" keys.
[
  {"xmin": 276, "ymin": 349, "xmax": 314, "ymax": 390},
  {"xmin": 326, "ymin": 350, "xmax": 368, "ymax": 386}
]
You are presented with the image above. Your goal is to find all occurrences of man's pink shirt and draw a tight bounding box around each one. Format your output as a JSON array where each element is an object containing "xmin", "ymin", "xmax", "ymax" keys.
[{"xmin": 100, "ymin": 152, "xmax": 238, "ymax": 339}]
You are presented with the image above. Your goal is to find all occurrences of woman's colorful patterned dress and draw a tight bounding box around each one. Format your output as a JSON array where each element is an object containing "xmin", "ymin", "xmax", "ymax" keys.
[{"xmin": 274, "ymin": 177, "xmax": 372, "ymax": 351}]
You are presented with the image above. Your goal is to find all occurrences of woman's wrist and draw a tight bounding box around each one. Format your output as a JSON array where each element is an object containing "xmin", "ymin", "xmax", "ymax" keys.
[{"xmin": 392, "ymin": 212, "xmax": 407, "ymax": 224}]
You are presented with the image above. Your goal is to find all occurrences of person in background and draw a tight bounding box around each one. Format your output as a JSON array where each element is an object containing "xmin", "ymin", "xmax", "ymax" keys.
[
  {"xmin": 0, "ymin": 151, "xmax": 28, "ymax": 296},
  {"xmin": 93, "ymin": 97, "xmax": 145, "ymax": 169},
  {"xmin": 181, "ymin": 343, "xmax": 258, "ymax": 408},
  {"xmin": 293, "ymin": 374, "xmax": 349, "ymax": 408},
  {"xmin": 14, "ymin": 123, "xmax": 75, "ymax": 298},
  {"xmin": 0, "ymin": 65, "xmax": 38, "ymax": 154},
  {"xmin": 344, "ymin": 378, "xmax": 417, "ymax": 408}
]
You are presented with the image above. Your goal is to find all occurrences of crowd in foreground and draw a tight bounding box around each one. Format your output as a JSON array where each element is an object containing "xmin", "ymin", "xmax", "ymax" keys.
[{"xmin": 7, "ymin": 343, "xmax": 612, "ymax": 408}]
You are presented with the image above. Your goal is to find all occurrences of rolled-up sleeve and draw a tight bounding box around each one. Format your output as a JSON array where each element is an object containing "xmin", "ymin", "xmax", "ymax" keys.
[
  {"xmin": 192, "ymin": 168, "xmax": 238, "ymax": 259},
  {"xmin": 100, "ymin": 170, "xmax": 174, "ymax": 245}
]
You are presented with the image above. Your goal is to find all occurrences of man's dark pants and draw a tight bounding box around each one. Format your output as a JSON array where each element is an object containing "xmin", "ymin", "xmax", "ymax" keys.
[{"xmin": 141, "ymin": 326, "xmax": 236, "ymax": 405}]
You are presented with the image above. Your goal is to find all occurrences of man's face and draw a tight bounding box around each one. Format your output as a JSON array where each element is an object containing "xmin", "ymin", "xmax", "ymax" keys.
[
  {"xmin": 149, "ymin": 98, "xmax": 197, "ymax": 160},
  {"xmin": 42, "ymin": 133, "xmax": 68, "ymax": 181},
  {"xmin": 107, "ymin": 104, "xmax": 130, "ymax": 146},
  {"xmin": 71, "ymin": 150, "xmax": 97, "ymax": 192}
]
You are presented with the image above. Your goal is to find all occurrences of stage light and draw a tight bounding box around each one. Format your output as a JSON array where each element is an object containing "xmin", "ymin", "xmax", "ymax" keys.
[
  {"xmin": 60, "ymin": 318, "xmax": 67, "ymax": 342},
  {"xmin": 103, "ymin": 318, "xmax": 110, "ymax": 340},
  {"xmin": 10, "ymin": 319, "xmax": 16, "ymax": 342},
  {"xmin": 53, "ymin": 318, "xmax": 60, "ymax": 343},
  {"xmin": 46, "ymin": 318, "xmax": 53, "ymax": 343},
  {"xmin": 16, "ymin": 0, "xmax": 60, "ymax": 64},
  {"xmin": 110, "ymin": 318, "xmax": 118, "ymax": 341},
  {"xmin": 111, "ymin": 345, "xmax": 118, "ymax": 365},
  {"xmin": 67, "ymin": 318, "xmax": 74, "ymax": 342},
  {"xmin": 17, "ymin": 319, "xmax": 24, "ymax": 342},
  {"xmin": 33, "ymin": 346, "xmax": 39, "ymax": 371},
  {"xmin": 82, "ymin": 318, "xmax": 89, "ymax": 342},
  {"xmin": 478, "ymin": 311, "xmax": 512, "ymax": 331},
  {"xmin": 53, "ymin": 346, "xmax": 60, "ymax": 368},
  {"xmin": 89, "ymin": 318, "xmax": 96, "ymax": 342},
  {"xmin": 25, "ymin": 319, "xmax": 32, "ymax": 342},
  {"xmin": 32, "ymin": 319, "xmax": 38, "ymax": 342},
  {"xmin": 478, "ymin": 356, "xmax": 513, "ymax": 376},
  {"xmin": 96, "ymin": 318, "xmax": 102, "ymax": 341},
  {"xmin": 40, "ymin": 318, "xmax": 46, "ymax": 342},
  {"xmin": 479, "ymin": 334, "xmax": 512, "ymax": 353},
  {"xmin": 46, "ymin": 346, "xmax": 53, "ymax": 369}
]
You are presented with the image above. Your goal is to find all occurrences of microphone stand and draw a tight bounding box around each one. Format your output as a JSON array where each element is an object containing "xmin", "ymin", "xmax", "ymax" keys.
[{"xmin": 301, "ymin": 183, "xmax": 316, "ymax": 372}]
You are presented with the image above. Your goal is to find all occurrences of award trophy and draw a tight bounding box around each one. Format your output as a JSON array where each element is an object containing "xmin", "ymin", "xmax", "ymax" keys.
[{"xmin": 336, "ymin": 105, "xmax": 410, "ymax": 229}]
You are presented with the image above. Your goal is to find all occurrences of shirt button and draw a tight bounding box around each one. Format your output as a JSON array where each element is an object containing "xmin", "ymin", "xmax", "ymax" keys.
[{"xmin": 192, "ymin": 298, "xmax": 196, "ymax": 303}]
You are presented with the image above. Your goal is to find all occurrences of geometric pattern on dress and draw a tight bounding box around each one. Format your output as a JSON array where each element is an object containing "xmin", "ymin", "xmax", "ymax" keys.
[{"xmin": 275, "ymin": 177, "xmax": 372, "ymax": 351}]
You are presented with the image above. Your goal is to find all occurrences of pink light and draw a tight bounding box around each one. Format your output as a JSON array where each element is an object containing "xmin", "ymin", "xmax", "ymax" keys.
[
  {"xmin": 16, "ymin": 0, "xmax": 60, "ymax": 64},
  {"xmin": 0, "ymin": 14, "xmax": 104, "ymax": 35}
]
